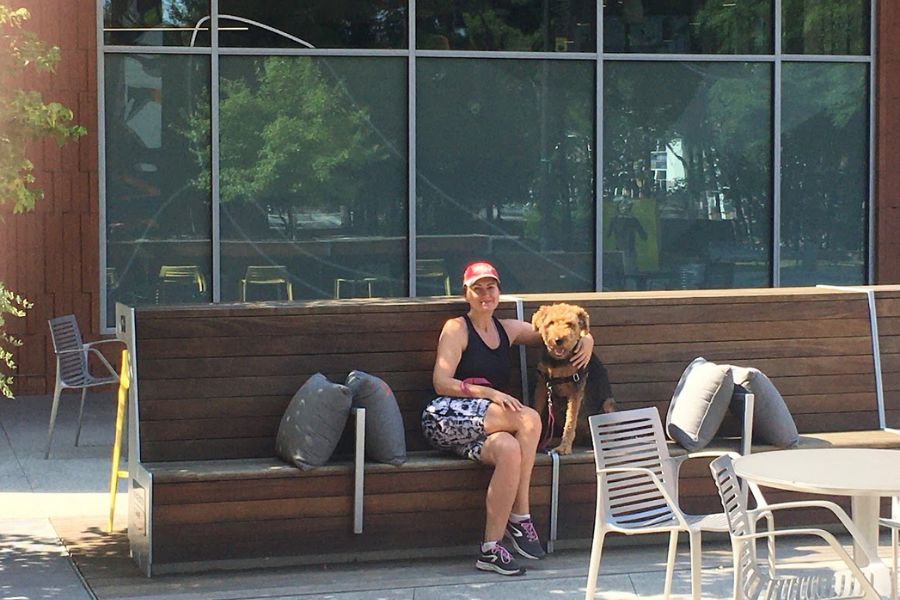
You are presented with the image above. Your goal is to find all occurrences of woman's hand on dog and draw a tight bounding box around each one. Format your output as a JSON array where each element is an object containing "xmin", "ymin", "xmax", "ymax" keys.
[{"xmin": 570, "ymin": 332, "xmax": 595, "ymax": 370}]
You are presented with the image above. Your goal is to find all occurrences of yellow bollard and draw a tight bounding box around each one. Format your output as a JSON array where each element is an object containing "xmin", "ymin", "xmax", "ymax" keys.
[{"xmin": 108, "ymin": 348, "xmax": 130, "ymax": 533}]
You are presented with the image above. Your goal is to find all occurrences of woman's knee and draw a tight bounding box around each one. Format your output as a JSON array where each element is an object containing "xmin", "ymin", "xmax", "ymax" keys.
[
  {"xmin": 521, "ymin": 406, "xmax": 541, "ymax": 429},
  {"xmin": 483, "ymin": 432, "xmax": 522, "ymax": 467}
]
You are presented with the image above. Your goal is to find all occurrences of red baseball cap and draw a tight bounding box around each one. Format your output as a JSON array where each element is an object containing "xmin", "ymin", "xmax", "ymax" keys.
[{"xmin": 462, "ymin": 261, "xmax": 500, "ymax": 287}]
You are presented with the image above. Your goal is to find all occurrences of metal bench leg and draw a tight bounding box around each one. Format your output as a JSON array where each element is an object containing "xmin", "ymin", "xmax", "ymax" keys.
[{"xmin": 44, "ymin": 380, "xmax": 63, "ymax": 459}]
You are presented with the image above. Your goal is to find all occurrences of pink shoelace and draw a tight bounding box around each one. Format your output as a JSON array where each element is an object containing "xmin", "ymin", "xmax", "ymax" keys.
[
  {"xmin": 519, "ymin": 520, "xmax": 539, "ymax": 542},
  {"xmin": 492, "ymin": 544, "xmax": 514, "ymax": 564}
]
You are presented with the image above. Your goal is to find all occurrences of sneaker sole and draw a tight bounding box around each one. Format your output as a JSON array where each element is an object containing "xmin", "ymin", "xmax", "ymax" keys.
[
  {"xmin": 504, "ymin": 532, "xmax": 545, "ymax": 560},
  {"xmin": 475, "ymin": 560, "xmax": 526, "ymax": 576}
]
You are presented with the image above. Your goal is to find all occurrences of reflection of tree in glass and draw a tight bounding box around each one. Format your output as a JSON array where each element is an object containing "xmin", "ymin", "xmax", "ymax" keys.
[
  {"xmin": 782, "ymin": 0, "xmax": 868, "ymax": 55},
  {"xmin": 419, "ymin": 0, "xmax": 592, "ymax": 52},
  {"xmin": 216, "ymin": 1, "xmax": 407, "ymax": 49},
  {"xmin": 460, "ymin": 4, "xmax": 541, "ymax": 51},
  {"xmin": 603, "ymin": 62, "xmax": 770, "ymax": 258},
  {"xmin": 105, "ymin": 0, "xmax": 210, "ymax": 44},
  {"xmin": 183, "ymin": 57, "xmax": 380, "ymax": 240},
  {"xmin": 694, "ymin": 0, "xmax": 772, "ymax": 54},
  {"xmin": 418, "ymin": 59, "xmax": 593, "ymax": 251},
  {"xmin": 781, "ymin": 64, "xmax": 866, "ymax": 275},
  {"xmin": 606, "ymin": 0, "xmax": 770, "ymax": 54}
]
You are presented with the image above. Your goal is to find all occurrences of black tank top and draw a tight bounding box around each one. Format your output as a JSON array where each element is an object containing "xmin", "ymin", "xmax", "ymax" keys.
[{"xmin": 453, "ymin": 315, "xmax": 511, "ymax": 392}]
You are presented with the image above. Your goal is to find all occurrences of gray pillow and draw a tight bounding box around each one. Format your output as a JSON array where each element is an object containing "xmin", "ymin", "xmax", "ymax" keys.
[
  {"xmin": 276, "ymin": 373, "xmax": 353, "ymax": 470},
  {"xmin": 666, "ymin": 357, "xmax": 735, "ymax": 451},
  {"xmin": 346, "ymin": 370, "xmax": 407, "ymax": 466},
  {"xmin": 729, "ymin": 367, "xmax": 800, "ymax": 448}
]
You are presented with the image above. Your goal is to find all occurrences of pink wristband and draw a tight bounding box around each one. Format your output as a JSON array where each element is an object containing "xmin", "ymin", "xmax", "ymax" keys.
[{"xmin": 459, "ymin": 380, "xmax": 471, "ymax": 396}]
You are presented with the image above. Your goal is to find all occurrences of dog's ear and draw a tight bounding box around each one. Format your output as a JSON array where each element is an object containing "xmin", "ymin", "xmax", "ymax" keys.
[
  {"xmin": 531, "ymin": 305, "xmax": 550, "ymax": 330},
  {"xmin": 576, "ymin": 306, "xmax": 590, "ymax": 333}
]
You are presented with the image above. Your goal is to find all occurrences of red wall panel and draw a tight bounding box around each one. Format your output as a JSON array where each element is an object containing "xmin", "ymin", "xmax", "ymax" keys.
[{"xmin": 0, "ymin": 0, "xmax": 101, "ymax": 394}]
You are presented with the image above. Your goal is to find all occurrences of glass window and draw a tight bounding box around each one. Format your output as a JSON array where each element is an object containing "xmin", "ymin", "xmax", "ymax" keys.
[
  {"xmin": 105, "ymin": 54, "xmax": 211, "ymax": 326},
  {"xmin": 417, "ymin": 58, "xmax": 594, "ymax": 294},
  {"xmin": 603, "ymin": 0, "xmax": 772, "ymax": 54},
  {"xmin": 780, "ymin": 63, "xmax": 868, "ymax": 286},
  {"xmin": 603, "ymin": 61, "xmax": 772, "ymax": 291},
  {"xmin": 103, "ymin": 0, "xmax": 210, "ymax": 46},
  {"xmin": 218, "ymin": 0, "xmax": 408, "ymax": 49},
  {"xmin": 417, "ymin": 0, "xmax": 595, "ymax": 52},
  {"xmin": 218, "ymin": 57, "xmax": 408, "ymax": 301},
  {"xmin": 782, "ymin": 0, "xmax": 869, "ymax": 55}
]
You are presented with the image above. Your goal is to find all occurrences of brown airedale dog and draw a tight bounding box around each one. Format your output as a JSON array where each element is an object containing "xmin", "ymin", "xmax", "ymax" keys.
[{"xmin": 531, "ymin": 303, "xmax": 616, "ymax": 454}]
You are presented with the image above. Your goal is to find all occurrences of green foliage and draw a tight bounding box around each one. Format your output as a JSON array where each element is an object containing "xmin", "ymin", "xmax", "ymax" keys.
[
  {"xmin": 183, "ymin": 57, "xmax": 380, "ymax": 239},
  {"xmin": 0, "ymin": 5, "xmax": 86, "ymax": 214},
  {"xmin": 0, "ymin": 4, "xmax": 85, "ymax": 397},
  {"xmin": 0, "ymin": 282, "xmax": 31, "ymax": 398}
]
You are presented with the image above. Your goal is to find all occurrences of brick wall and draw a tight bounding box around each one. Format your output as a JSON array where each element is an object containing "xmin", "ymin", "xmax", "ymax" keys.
[
  {"xmin": 0, "ymin": 0, "xmax": 100, "ymax": 394},
  {"xmin": 877, "ymin": 0, "xmax": 900, "ymax": 283}
]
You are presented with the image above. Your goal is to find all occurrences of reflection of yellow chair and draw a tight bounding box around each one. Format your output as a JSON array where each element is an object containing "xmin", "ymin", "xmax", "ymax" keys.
[
  {"xmin": 156, "ymin": 265, "xmax": 207, "ymax": 303},
  {"xmin": 334, "ymin": 277, "xmax": 379, "ymax": 299},
  {"xmin": 416, "ymin": 259, "xmax": 451, "ymax": 296},
  {"xmin": 241, "ymin": 265, "xmax": 293, "ymax": 301}
]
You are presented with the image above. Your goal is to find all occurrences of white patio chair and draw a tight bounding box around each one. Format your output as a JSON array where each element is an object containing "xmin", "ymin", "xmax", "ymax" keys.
[
  {"xmin": 584, "ymin": 407, "xmax": 754, "ymax": 600},
  {"xmin": 45, "ymin": 315, "xmax": 122, "ymax": 459},
  {"xmin": 709, "ymin": 454, "xmax": 888, "ymax": 600},
  {"xmin": 880, "ymin": 497, "xmax": 899, "ymax": 600}
]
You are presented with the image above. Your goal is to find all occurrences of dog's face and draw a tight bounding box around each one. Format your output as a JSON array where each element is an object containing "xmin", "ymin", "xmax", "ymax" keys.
[{"xmin": 531, "ymin": 303, "xmax": 590, "ymax": 360}]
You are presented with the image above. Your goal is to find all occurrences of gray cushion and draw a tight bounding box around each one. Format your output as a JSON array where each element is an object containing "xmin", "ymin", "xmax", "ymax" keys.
[
  {"xmin": 729, "ymin": 367, "xmax": 800, "ymax": 448},
  {"xmin": 276, "ymin": 373, "xmax": 353, "ymax": 470},
  {"xmin": 346, "ymin": 370, "xmax": 407, "ymax": 466},
  {"xmin": 666, "ymin": 357, "xmax": 735, "ymax": 451}
]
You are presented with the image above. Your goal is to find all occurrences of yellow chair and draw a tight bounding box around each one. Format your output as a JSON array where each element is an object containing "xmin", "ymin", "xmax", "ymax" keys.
[
  {"xmin": 240, "ymin": 265, "xmax": 293, "ymax": 301},
  {"xmin": 334, "ymin": 277, "xmax": 379, "ymax": 299},
  {"xmin": 416, "ymin": 259, "xmax": 451, "ymax": 296},
  {"xmin": 156, "ymin": 265, "xmax": 207, "ymax": 303}
]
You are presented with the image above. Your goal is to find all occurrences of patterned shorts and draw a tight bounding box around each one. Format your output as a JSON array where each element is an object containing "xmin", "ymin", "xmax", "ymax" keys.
[{"xmin": 421, "ymin": 396, "xmax": 491, "ymax": 462}]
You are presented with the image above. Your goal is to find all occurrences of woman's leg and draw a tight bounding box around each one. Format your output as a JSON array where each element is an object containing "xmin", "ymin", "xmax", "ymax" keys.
[
  {"xmin": 480, "ymin": 431, "xmax": 522, "ymax": 542},
  {"xmin": 482, "ymin": 405, "xmax": 542, "ymax": 529}
]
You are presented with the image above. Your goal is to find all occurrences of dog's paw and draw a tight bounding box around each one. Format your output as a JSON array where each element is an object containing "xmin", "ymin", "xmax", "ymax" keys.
[{"xmin": 551, "ymin": 442, "xmax": 574, "ymax": 455}]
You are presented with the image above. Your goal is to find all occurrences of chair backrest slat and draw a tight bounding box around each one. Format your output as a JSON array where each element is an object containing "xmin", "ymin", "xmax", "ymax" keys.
[
  {"xmin": 48, "ymin": 315, "xmax": 87, "ymax": 386},
  {"xmin": 709, "ymin": 455, "xmax": 769, "ymax": 597}
]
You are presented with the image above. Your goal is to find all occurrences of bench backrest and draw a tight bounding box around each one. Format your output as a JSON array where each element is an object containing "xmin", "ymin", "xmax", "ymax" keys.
[
  {"xmin": 131, "ymin": 297, "xmax": 522, "ymax": 462},
  {"xmin": 524, "ymin": 287, "xmax": 883, "ymax": 435},
  {"xmin": 130, "ymin": 286, "xmax": 895, "ymax": 464}
]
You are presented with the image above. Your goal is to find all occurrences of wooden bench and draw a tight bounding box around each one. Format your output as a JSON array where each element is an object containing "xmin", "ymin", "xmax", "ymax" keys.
[{"xmin": 115, "ymin": 286, "xmax": 900, "ymax": 576}]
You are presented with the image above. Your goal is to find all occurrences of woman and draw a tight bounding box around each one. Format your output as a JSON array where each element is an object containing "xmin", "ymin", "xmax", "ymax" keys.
[{"xmin": 421, "ymin": 261, "xmax": 594, "ymax": 576}]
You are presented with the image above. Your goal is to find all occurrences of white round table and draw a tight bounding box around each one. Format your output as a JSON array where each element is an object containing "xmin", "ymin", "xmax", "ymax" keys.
[{"xmin": 734, "ymin": 448, "xmax": 900, "ymax": 567}]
